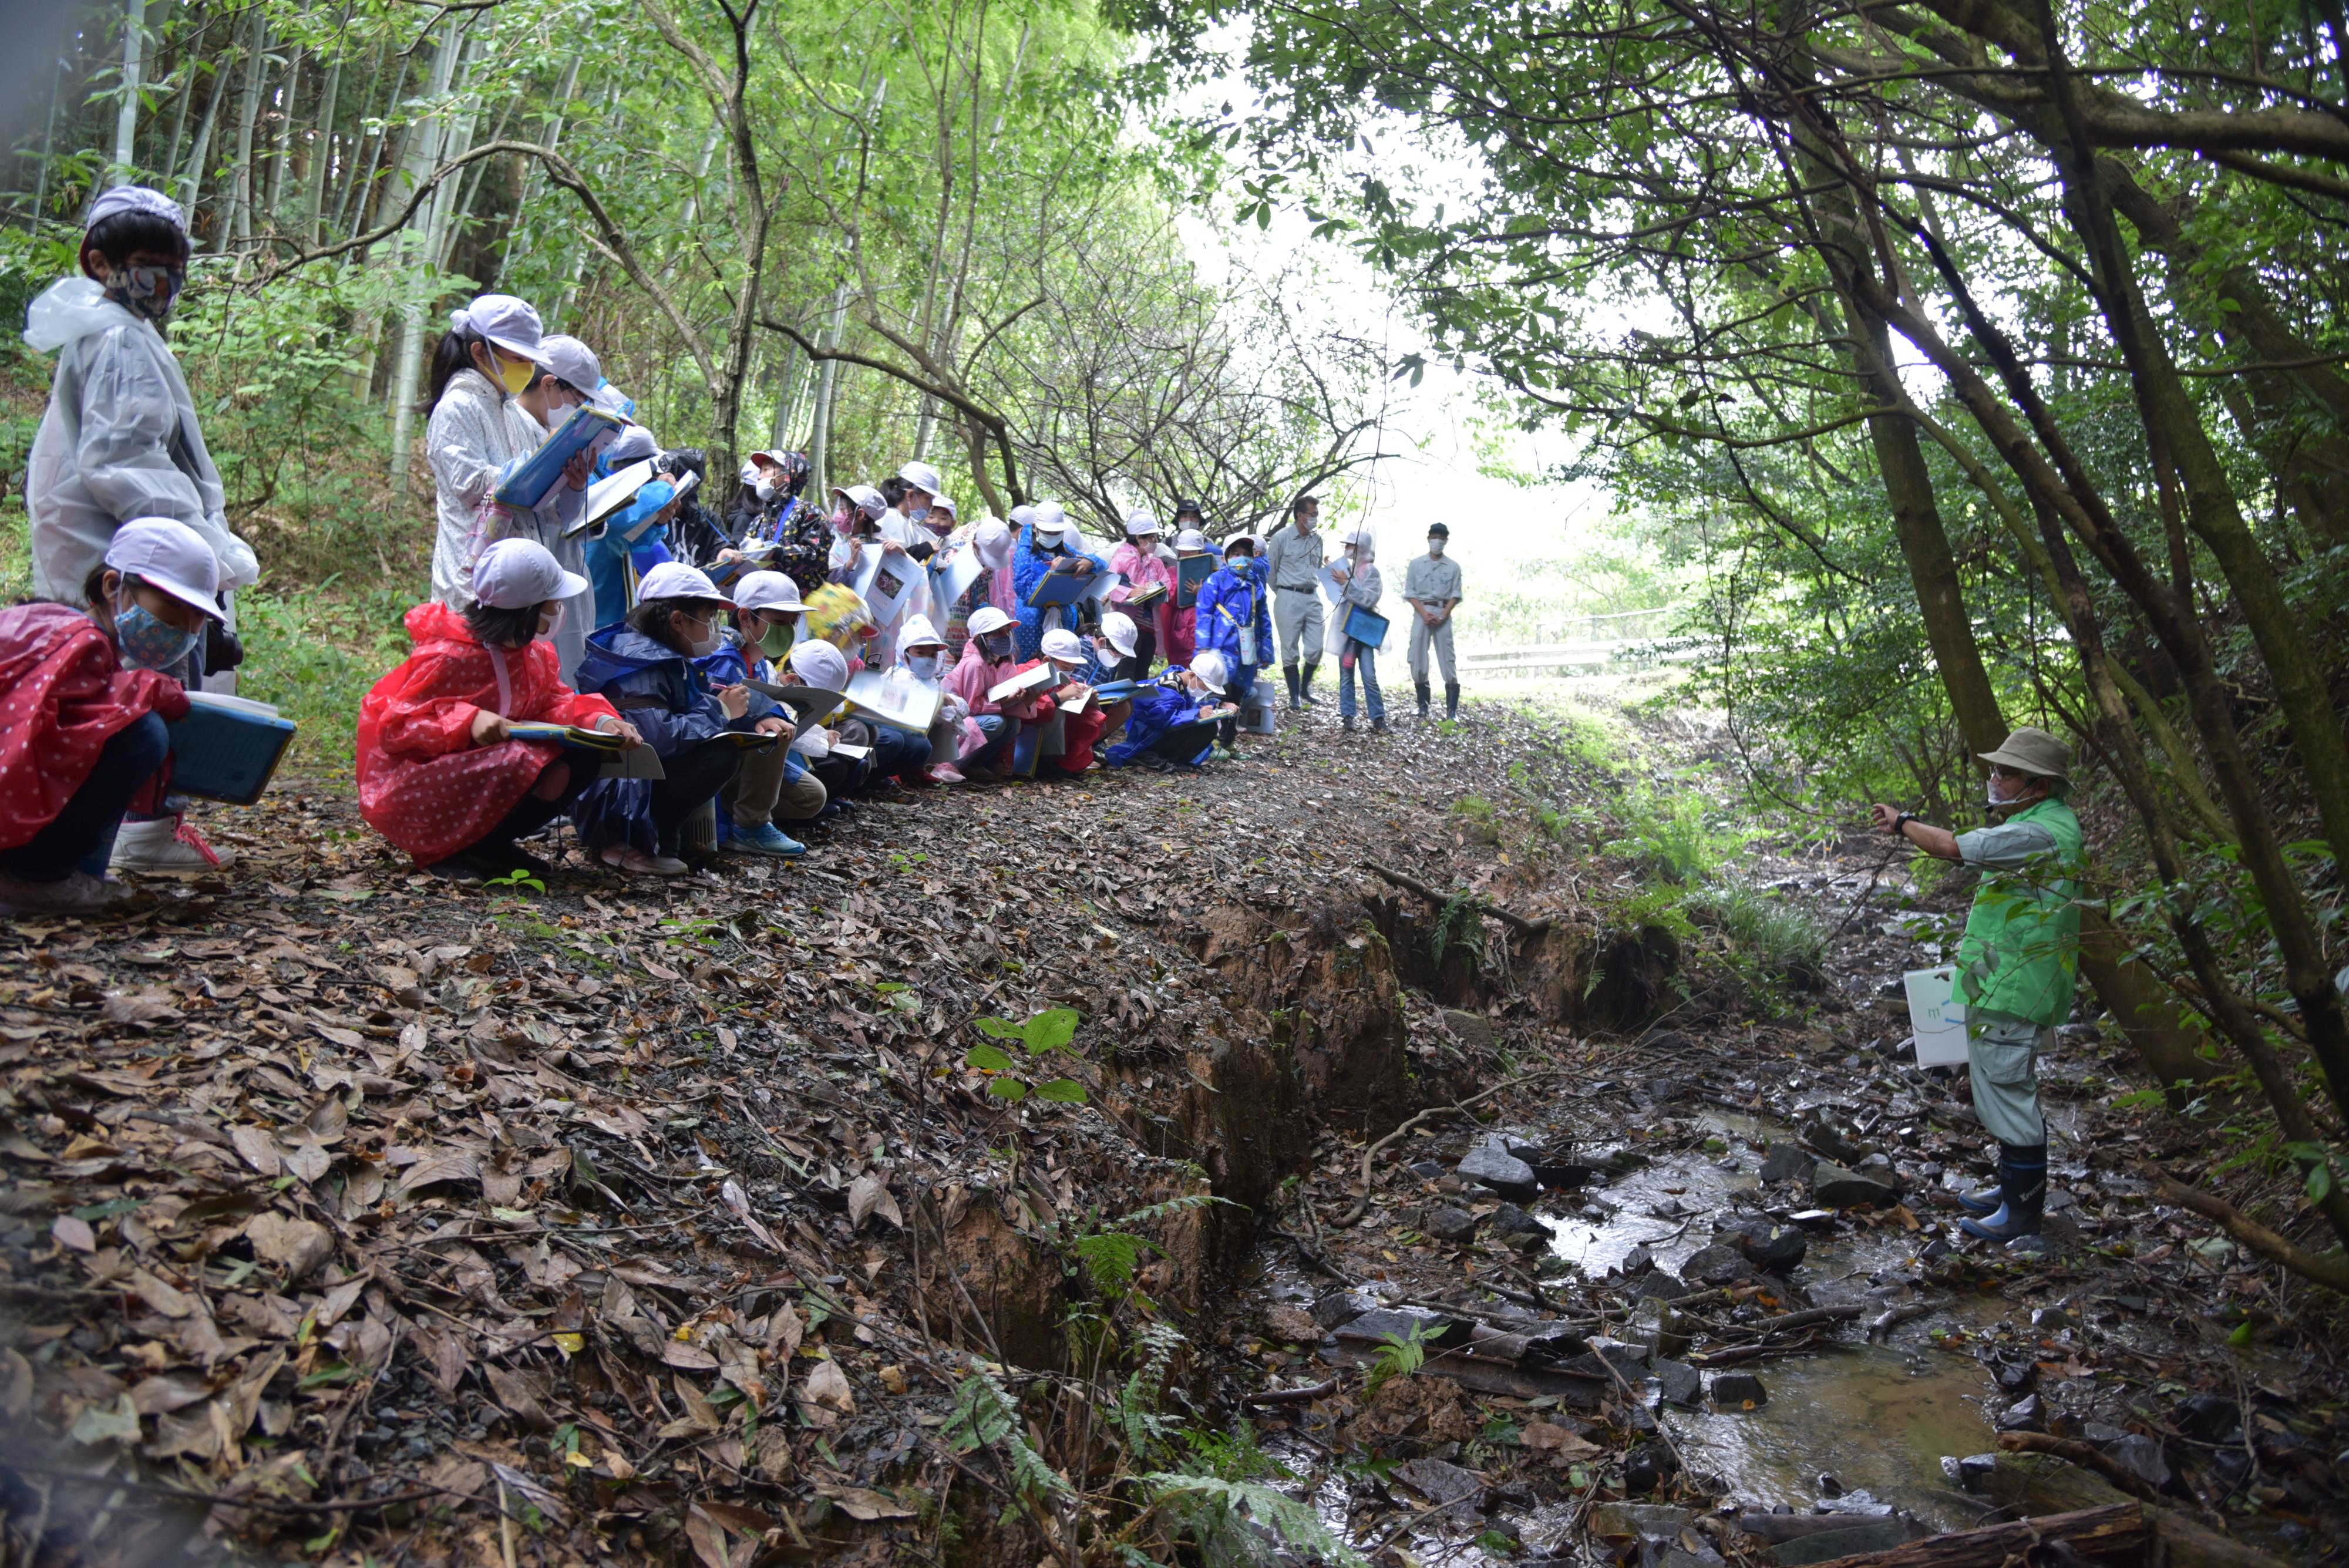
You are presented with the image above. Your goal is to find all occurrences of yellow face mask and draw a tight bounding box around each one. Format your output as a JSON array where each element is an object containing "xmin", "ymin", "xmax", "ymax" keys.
[{"xmin": 487, "ymin": 346, "xmax": 534, "ymax": 396}]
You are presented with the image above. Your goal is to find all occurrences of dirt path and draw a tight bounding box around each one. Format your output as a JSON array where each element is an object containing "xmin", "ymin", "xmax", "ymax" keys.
[{"xmin": 0, "ymin": 690, "xmax": 2340, "ymax": 1566}]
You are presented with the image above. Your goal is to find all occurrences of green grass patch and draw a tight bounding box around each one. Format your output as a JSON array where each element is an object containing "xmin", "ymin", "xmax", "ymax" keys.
[{"xmin": 237, "ymin": 581, "xmax": 413, "ymax": 776}]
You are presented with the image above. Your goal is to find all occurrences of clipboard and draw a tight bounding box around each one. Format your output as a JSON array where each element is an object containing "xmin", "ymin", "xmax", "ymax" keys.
[
  {"xmin": 1174, "ymin": 554, "xmax": 1214, "ymax": 608},
  {"xmin": 744, "ymin": 682, "xmax": 846, "ymax": 727},
  {"xmin": 1903, "ymin": 965, "xmax": 1970, "ymax": 1067},
  {"xmin": 495, "ymin": 405, "xmax": 626, "ymax": 510},
  {"xmin": 166, "ymin": 692, "xmax": 297, "ymax": 805},
  {"xmin": 1342, "ymin": 604, "xmax": 1390, "ymax": 649},
  {"xmin": 844, "ymin": 669, "xmax": 942, "ymax": 733},
  {"xmin": 933, "ymin": 547, "xmax": 987, "ymax": 609},
  {"xmin": 568, "ymin": 459, "xmax": 656, "ymax": 537},
  {"xmin": 853, "ymin": 546, "xmax": 923, "ymax": 620},
  {"xmin": 1026, "ymin": 567, "xmax": 1096, "ymax": 610}
]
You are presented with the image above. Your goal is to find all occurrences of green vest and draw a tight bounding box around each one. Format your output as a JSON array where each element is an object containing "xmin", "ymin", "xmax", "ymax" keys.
[{"xmin": 1954, "ymin": 798, "xmax": 2084, "ymax": 1027}]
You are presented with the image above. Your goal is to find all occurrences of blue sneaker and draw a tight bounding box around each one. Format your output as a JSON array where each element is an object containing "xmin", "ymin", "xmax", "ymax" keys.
[{"xmin": 726, "ymin": 822, "xmax": 806, "ymax": 858}]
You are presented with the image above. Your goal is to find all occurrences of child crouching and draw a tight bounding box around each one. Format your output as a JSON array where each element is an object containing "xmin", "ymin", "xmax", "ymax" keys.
[{"xmin": 357, "ymin": 540, "xmax": 640, "ymax": 881}]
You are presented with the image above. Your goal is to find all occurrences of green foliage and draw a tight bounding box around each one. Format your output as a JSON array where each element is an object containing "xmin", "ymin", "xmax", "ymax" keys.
[
  {"xmin": 1690, "ymin": 883, "xmax": 1829, "ymax": 982},
  {"xmin": 946, "ymin": 1370, "xmax": 1072, "ymax": 1509},
  {"xmin": 234, "ymin": 584, "xmax": 412, "ymax": 774},
  {"xmin": 967, "ymin": 1008, "xmax": 1088, "ymax": 1105},
  {"xmin": 1139, "ymin": 1473, "xmax": 1368, "ymax": 1568},
  {"xmin": 1362, "ymin": 1323, "xmax": 1429, "ymax": 1398},
  {"xmin": 1431, "ymin": 896, "xmax": 1488, "ymax": 968},
  {"xmin": 1607, "ymin": 783, "xmax": 1756, "ymax": 884}
]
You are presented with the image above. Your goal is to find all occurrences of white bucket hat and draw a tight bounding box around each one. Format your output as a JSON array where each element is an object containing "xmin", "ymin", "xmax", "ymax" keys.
[
  {"xmin": 103, "ymin": 517, "xmax": 223, "ymax": 620},
  {"xmin": 472, "ymin": 537, "xmax": 590, "ymax": 610},
  {"xmin": 635, "ymin": 561, "xmax": 730, "ymax": 604},
  {"xmin": 1101, "ymin": 611, "xmax": 1139, "ymax": 658},
  {"xmin": 451, "ymin": 293, "xmax": 552, "ymax": 366},
  {"xmin": 733, "ymin": 570, "xmax": 804, "ymax": 616}
]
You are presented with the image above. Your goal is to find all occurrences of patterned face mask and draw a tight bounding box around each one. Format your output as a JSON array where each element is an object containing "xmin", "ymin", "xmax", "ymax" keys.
[
  {"xmin": 105, "ymin": 262, "xmax": 186, "ymax": 324},
  {"xmin": 115, "ymin": 594, "xmax": 202, "ymax": 671}
]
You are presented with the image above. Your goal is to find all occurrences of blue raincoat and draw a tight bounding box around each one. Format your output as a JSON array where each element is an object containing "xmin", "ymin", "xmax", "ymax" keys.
[
  {"xmin": 1103, "ymin": 677, "xmax": 1216, "ymax": 769},
  {"xmin": 1011, "ymin": 524, "xmax": 1108, "ymax": 659},
  {"xmin": 585, "ymin": 481, "xmax": 677, "ymax": 630}
]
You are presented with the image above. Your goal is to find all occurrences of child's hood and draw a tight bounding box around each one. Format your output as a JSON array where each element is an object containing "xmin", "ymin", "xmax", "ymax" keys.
[
  {"xmin": 23, "ymin": 277, "xmax": 143, "ymax": 354},
  {"xmin": 402, "ymin": 600, "xmax": 480, "ymax": 651}
]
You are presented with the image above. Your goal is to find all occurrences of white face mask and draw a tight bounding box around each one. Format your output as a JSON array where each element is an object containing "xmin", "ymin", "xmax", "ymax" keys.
[
  {"xmin": 679, "ymin": 615, "xmax": 719, "ymax": 657},
  {"xmin": 1428, "ymin": 539, "xmax": 1445, "ymax": 556},
  {"xmin": 539, "ymin": 601, "xmax": 565, "ymax": 638},
  {"xmin": 1987, "ymin": 772, "xmax": 2035, "ymax": 809},
  {"xmin": 756, "ymin": 479, "xmax": 776, "ymax": 501}
]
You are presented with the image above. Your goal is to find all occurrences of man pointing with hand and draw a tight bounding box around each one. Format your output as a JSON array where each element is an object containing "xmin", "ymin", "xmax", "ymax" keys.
[{"xmin": 1873, "ymin": 726, "xmax": 2084, "ymax": 1247}]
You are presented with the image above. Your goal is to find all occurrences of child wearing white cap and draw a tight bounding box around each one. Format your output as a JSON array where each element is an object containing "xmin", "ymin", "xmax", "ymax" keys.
[
  {"xmin": 1011, "ymin": 503, "xmax": 1106, "ymax": 661},
  {"xmin": 23, "ymin": 186, "xmax": 259, "ymax": 669},
  {"xmin": 355, "ymin": 540, "xmax": 641, "ymax": 881},
  {"xmin": 940, "ymin": 605, "xmax": 1045, "ymax": 780},
  {"xmin": 1102, "ymin": 652, "xmax": 1233, "ymax": 772},
  {"xmin": 696, "ymin": 571, "xmax": 821, "ymax": 854},
  {"xmin": 422, "ymin": 294, "xmax": 597, "ymax": 678},
  {"xmin": 0, "ymin": 517, "xmax": 229, "ymax": 913},
  {"xmin": 569, "ymin": 563, "xmax": 793, "ymax": 874},
  {"xmin": 1037, "ymin": 627, "xmax": 1109, "ymax": 776},
  {"xmin": 894, "ymin": 614, "xmax": 975, "ymax": 785}
]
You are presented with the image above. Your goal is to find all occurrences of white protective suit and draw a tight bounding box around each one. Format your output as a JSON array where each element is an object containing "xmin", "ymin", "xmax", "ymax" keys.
[
  {"xmin": 23, "ymin": 277, "xmax": 260, "ymax": 609},
  {"xmin": 425, "ymin": 366, "xmax": 593, "ymax": 680}
]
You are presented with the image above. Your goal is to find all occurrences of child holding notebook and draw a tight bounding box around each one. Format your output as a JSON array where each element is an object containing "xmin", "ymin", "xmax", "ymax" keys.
[
  {"xmin": 356, "ymin": 540, "xmax": 639, "ymax": 881},
  {"xmin": 0, "ymin": 518, "xmax": 226, "ymax": 913}
]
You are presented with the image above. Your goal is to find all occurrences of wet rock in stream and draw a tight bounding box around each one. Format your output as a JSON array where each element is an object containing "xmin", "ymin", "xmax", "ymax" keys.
[
  {"xmin": 1709, "ymin": 1370, "xmax": 1769, "ymax": 1409},
  {"xmin": 1458, "ymin": 1133, "xmax": 1540, "ymax": 1197},
  {"xmin": 1760, "ymin": 1143, "xmax": 1813, "ymax": 1183},
  {"xmin": 1810, "ymin": 1160, "xmax": 1898, "ymax": 1208},
  {"xmin": 1425, "ymin": 1203, "xmax": 1482, "ymax": 1242}
]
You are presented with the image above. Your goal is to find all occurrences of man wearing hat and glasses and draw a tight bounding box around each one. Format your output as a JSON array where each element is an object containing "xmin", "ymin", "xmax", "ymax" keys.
[{"xmin": 1872, "ymin": 726, "xmax": 2085, "ymax": 1246}]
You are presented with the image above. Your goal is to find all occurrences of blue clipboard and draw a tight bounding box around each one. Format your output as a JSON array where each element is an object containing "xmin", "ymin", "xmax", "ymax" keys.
[
  {"xmin": 167, "ymin": 694, "xmax": 297, "ymax": 805},
  {"xmin": 1025, "ymin": 565, "xmax": 1096, "ymax": 610},
  {"xmin": 493, "ymin": 405, "xmax": 625, "ymax": 510},
  {"xmin": 1343, "ymin": 604, "xmax": 1390, "ymax": 650},
  {"xmin": 1174, "ymin": 554, "xmax": 1214, "ymax": 608}
]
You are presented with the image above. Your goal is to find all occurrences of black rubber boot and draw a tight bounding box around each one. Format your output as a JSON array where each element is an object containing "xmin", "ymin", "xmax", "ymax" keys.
[
  {"xmin": 1955, "ymin": 1158, "xmax": 2005, "ymax": 1216},
  {"xmin": 1958, "ymin": 1144, "xmax": 2046, "ymax": 1242},
  {"xmin": 1444, "ymin": 681, "xmax": 1460, "ymax": 719},
  {"xmin": 1415, "ymin": 681, "xmax": 1431, "ymax": 719},
  {"xmin": 1341, "ymin": 715, "xmax": 1355, "ymax": 732},
  {"xmin": 1300, "ymin": 659, "xmax": 1320, "ymax": 706},
  {"xmin": 1371, "ymin": 715, "xmax": 1386, "ymax": 734},
  {"xmin": 1283, "ymin": 663, "xmax": 1302, "ymax": 710}
]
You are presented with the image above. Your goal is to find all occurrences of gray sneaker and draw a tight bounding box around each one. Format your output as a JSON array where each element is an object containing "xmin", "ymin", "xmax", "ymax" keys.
[{"xmin": 0, "ymin": 870, "xmax": 126, "ymax": 916}]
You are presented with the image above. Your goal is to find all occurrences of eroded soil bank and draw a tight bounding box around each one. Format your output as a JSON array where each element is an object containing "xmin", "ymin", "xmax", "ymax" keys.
[{"xmin": 0, "ymin": 690, "xmax": 2342, "ymax": 1567}]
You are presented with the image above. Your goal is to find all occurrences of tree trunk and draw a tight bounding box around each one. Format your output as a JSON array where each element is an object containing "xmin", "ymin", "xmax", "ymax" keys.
[
  {"xmin": 807, "ymin": 284, "xmax": 850, "ymax": 497},
  {"xmin": 385, "ymin": 21, "xmax": 464, "ymax": 499},
  {"xmin": 177, "ymin": 26, "xmax": 232, "ymax": 225},
  {"xmin": 112, "ymin": 0, "xmax": 147, "ymax": 180},
  {"xmin": 265, "ymin": 48, "xmax": 301, "ymax": 239},
  {"xmin": 304, "ymin": 52, "xmax": 341, "ymax": 246},
  {"xmin": 227, "ymin": 11, "xmax": 267, "ymax": 246}
]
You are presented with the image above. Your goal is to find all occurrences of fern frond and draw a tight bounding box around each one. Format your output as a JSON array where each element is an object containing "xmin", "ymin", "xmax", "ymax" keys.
[
  {"xmin": 947, "ymin": 1370, "xmax": 1074, "ymax": 1506},
  {"xmin": 1142, "ymin": 1473, "xmax": 1368, "ymax": 1568}
]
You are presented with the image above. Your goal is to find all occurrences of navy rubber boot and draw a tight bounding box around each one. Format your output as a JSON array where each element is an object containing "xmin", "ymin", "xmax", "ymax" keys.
[{"xmin": 1959, "ymin": 1144, "xmax": 2047, "ymax": 1243}]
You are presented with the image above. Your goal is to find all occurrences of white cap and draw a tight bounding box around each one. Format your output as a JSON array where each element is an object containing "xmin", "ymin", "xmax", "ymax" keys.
[
  {"xmin": 749, "ymin": 449, "xmax": 789, "ymax": 469},
  {"xmin": 1123, "ymin": 508, "xmax": 1160, "ymax": 538},
  {"xmin": 103, "ymin": 517, "xmax": 221, "ymax": 620},
  {"xmin": 1339, "ymin": 527, "xmax": 1374, "ymax": 546},
  {"xmin": 1041, "ymin": 628, "xmax": 1085, "ymax": 661},
  {"xmin": 897, "ymin": 614, "xmax": 947, "ymax": 658},
  {"xmin": 540, "ymin": 334, "xmax": 601, "ymax": 393},
  {"xmin": 973, "ymin": 520, "xmax": 1012, "ymax": 568},
  {"xmin": 590, "ymin": 382, "xmax": 631, "ymax": 416},
  {"xmin": 1035, "ymin": 514, "xmax": 1076, "ymax": 542},
  {"xmin": 1101, "ymin": 611, "xmax": 1138, "ymax": 658},
  {"xmin": 930, "ymin": 493, "xmax": 957, "ymax": 520},
  {"xmin": 898, "ymin": 460, "xmax": 943, "ymax": 496},
  {"xmin": 471, "ymin": 537, "xmax": 590, "ymax": 610},
  {"xmin": 607, "ymin": 426, "xmax": 658, "ymax": 463},
  {"xmin": 86, "ymin": 184, "xmax": 186, "ymax": 233},
  {"xmin": 1190, "ymin": 649, "xmax": 1229, "ymax": 694},
  {"xmin": 1223, "ymin": 532, "xmax": 1261, "ymax": 554},
  {"xmin": 635, "ymin": 561, "xmax": 729, "ymax": 604},
  {"xmin": 1174, "ymin": 528, "xmax": 1210, "ymax": 553},
  {"xmin": 788, "ymin": 638, "xmax": 849, "ymax": 691},
  {"xmin": 967, "ymin": 605, "xmax": 1016, "ymax": 638},
  {"xmin": 1035, "ymin": 500, "xmax": 1068, "ymax": 529},
  {"xmin": 450, "ymin": 293, "xmax": 551, "ymax": 366},
  {"xmin": 844, "ymin": 483, "xmax": 887, "ymax": 518},
  {"xmin": 732, "ymin": 570, "xmax": 803, "ymax": 615},
  {"xmin": 1008, "ymin": 504, "xmax": 1038, "ymax": 530}
]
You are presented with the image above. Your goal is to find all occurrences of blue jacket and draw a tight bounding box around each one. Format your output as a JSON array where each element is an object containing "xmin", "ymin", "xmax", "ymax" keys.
[
  {"xmin": 694, "ymin": 631, "xmax": 801, "ymax": 780},
  {"xmin": 585, "ymin": 482, "xmax": 677, "ymax": 630},
  {"xmin": 1104, "ymin": 680, "xmax": 1214, "ymax": 768},
  {"xmin": 574, "ymin": 625, "xmax": 764, "ymax": 757},
  {"xmin": 1193, "ymin": 566, "xmax": 1270, "ymax": 668},
  {"xmin": 1011, "ymin": 524, "xmax": 1108, "ymax": 659}
]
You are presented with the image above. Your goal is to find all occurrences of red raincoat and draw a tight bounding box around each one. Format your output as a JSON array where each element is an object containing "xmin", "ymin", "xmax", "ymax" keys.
[
  {"xmin": 356, "ymin": 602, "xmax": 618, "ymax": 863},
  {"xmin": 0, "ymin": 603, "xmax": 184, "ymax": 850}
]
